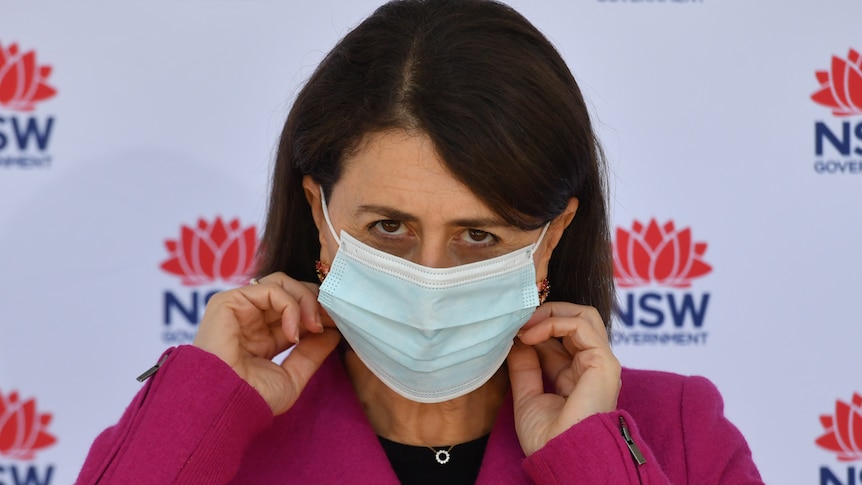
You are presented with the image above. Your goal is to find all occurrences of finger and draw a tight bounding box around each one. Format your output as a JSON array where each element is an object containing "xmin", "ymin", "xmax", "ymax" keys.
[
  {"xmin": 558, "ymin": 349, "xmax": 622, "ymax": 418},
  {"xmin": 533, "ymin": 339, "xmax": 569, "ymax": 378},
  {"xmin": 226, "ymin": 283, "xmax": 304, "ymax": 349},
  {"xmin": 521, "ymin": 302, "xmax": 606, "ymax": 334},
  {"xmin": 520, "ymin": 302, "xmax": 577, "ymax": 331},
  {"xmin": 519, "ymin": 314, "xmax": 608, "ymax": 352},
  {"xmin": 532, "ymin": 319, "xmax": 616, "ymax": 392},
  {"xmin": 532, "ymin": 340, "xmax": 577, "ymax": 395},
  {"xmin": 205, "ymin": 278, "xmax": 316, "ymax": 357},
  {"xmin": 506, "ymin": 338, "xmax": 545, "ymax": 407},
  {"xmin": 520, "ymin": 303, "xmax": 608, "ymax": 353},
  {"xmin": 242, "ymin": 274, "xmax": 321, "ymax": 346},
  {"xmin": 255, "ymin": 273, "xmax": 325, "ymax": 336},
  {"xmin": 196, "ymin": 288, "xmax": 293, "ymax": 356}
]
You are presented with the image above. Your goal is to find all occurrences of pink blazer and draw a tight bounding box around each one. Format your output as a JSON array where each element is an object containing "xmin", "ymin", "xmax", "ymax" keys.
[{"xmin": 76, "ymin": 346, "xmax": 763, "ymax": 484}]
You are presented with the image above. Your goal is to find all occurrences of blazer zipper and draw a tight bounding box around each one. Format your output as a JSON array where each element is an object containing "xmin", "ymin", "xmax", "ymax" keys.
[
  {"xmin": 136, "ymin": 354, "xmax": 169, "ymax": 382},
  {"xmin": 619, "ymin": 416, "xmax": 646, "ymax": 466}
]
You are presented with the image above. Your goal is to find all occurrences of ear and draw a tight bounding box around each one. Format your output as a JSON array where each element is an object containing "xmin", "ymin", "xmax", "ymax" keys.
[
  {"xmin": 302, "ymin": 175, "xmax": 333, "ymax": 260},
  {"xmin": 534, "ymin": 197, "xmax": 579, "ymax": 280}
]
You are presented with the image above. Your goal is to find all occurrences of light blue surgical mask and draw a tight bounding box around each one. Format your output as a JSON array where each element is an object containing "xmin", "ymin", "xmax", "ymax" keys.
[{"xmin": 317, "ymin": 189, "xmax": 548, "ymax": 403}]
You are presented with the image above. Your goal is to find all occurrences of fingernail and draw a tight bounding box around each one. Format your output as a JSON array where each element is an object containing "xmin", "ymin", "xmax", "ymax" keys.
[
  {"xmin": 315, "ymin": 314, "xmax": 324, "ymax": 333},
  {"xmin": 294, "ymin": 329, "xmax": 301, "ymax": 344}
]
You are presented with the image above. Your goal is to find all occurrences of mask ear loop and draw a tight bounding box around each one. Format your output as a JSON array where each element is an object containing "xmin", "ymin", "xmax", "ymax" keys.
[
  {"xmin": 530, "ymin": 222, "xmax": 551, "ymax": 255},
  {"xmin": 319, "ymin": 187, "xmax": 342, "ymax": 246},
  {"xmin": 530, "ymin": 222, "xmax": 552, "ymax": 304}
]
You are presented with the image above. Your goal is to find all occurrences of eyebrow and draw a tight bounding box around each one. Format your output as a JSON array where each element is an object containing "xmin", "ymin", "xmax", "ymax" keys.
[{"xmin": 355, "ymin": 204, "xmax": 510, "ymax": 229}]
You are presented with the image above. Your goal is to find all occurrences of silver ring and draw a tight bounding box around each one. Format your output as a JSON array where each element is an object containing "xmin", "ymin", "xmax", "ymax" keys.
[{"xmin": 249, "ymin": 278, "xmax": 260, "ymax": 285}]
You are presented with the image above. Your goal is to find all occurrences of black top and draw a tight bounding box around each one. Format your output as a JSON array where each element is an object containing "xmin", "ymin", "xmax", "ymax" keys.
[{"xmin": 378, "ymin": 434, "xmax": 491, "ymax": 485}]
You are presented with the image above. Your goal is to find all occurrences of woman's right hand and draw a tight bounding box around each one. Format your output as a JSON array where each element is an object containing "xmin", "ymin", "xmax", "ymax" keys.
[{"xmin": 192, "ymin": 272, "xmax": 341, "ymax": 415}]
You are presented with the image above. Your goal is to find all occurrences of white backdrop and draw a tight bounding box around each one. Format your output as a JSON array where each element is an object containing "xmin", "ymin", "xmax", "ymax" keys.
[{"xmin": 1, "ymin": 1, "xmax": 860, "ymax": 484}]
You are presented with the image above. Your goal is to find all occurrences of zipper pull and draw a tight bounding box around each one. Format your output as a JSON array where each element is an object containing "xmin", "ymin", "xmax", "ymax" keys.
[
  {"xmin": 619, "ymin": 416, "xmax": 646, "ymax": 465},
  {"xmin": 136, "ymin": 354, "xmax": 169, "ymax": 382}
]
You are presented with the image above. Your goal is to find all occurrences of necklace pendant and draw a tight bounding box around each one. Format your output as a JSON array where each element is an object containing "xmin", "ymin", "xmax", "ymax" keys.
[{"xmin": 434, "ymin": 449, "xmax": 451, "ymax": 465}]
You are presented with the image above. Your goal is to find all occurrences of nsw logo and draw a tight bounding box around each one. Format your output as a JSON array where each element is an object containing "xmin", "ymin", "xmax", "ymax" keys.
[
  {"xmin": 160, "ymin": 217, "xmax": 258, "ymax": 344},
  {"xmin": 611, "ymin": 219, "xmax": 712, "ymax": 345},
  {"xmin": 0, "ymin": 40, "xmax": 56, "ymax": 170},
  {"xmin": 811, "ymin": 48, "xmax": 862, "ymax": 175},
  {"xmin": 816, "ymin": 392, "xmax": 862, "ymax": 484},
  {"xmin": 0, "ymin": 389, "xmax": 56, "ymax": 485}
]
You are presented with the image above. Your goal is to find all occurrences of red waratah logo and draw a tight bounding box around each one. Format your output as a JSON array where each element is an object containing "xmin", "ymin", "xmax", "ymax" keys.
[
  {"xmin": 816, "ymin": 392, "xmax": 862, "ymax": 462},
  {"xmin": 160, "ymin": 217, "xmax": 259, "ymax": 286},
  {"xmin": 0, "ymin": 41, "xmax": 57, "ymax": 112},
  {"xmin": 0, "ymin": 389, "xmax": 56, "ymax": 460},
  {"xmin": 613, "ymin": 218, "xmax": 712, "ymax": 288},
  {"xmin": 811, "ymin": 48, "xmax": 862, "ymax": 117}
]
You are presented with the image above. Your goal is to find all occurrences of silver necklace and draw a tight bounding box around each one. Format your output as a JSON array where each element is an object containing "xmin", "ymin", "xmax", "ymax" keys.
[{"xmin": 427, "ymin": 444, "xmax": 456, "ymax": 465}]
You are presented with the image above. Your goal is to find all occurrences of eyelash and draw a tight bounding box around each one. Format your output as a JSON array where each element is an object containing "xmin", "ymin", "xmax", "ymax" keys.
[
  {"xmin": 368, "ymin": 221, "xmax": 499, "ymax": 247},
  {"xmin": 372, "ymin": 220, "xmax": 407, "ymax": 236},
  {"xmin": 463, "ymin": 229, "xmax": 496, "ymax": 245}
]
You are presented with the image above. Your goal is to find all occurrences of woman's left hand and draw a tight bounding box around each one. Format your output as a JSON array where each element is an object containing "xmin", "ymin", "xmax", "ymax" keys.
[{"xmin": 507, "ymin": 302, "xmax": 621, "ymax": 456}]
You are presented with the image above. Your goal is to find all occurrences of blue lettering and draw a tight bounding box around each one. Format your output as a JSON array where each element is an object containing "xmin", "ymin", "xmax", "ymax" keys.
[
  {"xmin": 667, "ymin": 293, "xmax": 710, "ymax": 328},
  {"xmin": 164, "ymin": 291, "xmax": 198, "ymax": 325},
  {"xmin": 612, "ymin": 330, "xmax": 708, "ymax": 345},
  {"xmin": 814, "ymin": 122, "xmax": 862, "ymax": 158},
  {"xmin": 0, "ymin": 117, "xmax": 6, "ymax": 150},
  {"xmin": 11, "ymin": 118, "xmax": 53, "ymax": 151},
  {"xmin": 814, "ymin": 160, "xmax": 862, "ymax": 174},
  {"xmin": 816, "ymin": 122, "xmax": 851, "ymax": 156},
  {"xmin": 615, "ymin": 293, "xmax": 635, "ymax": 328},
  {"xmin": 12, "ymin": 465, "xmax": 53, "ymax": 485},
  {"xmin": 614, "ymin": 291, "xmax": 709, "ymax": 328},
  {"xmin": 638, "ymin": 292, "xmax": 664, "ymax": 327},
  {"xmin": 820, "ymin": 466, "xmax": 858, "ymax": 485},
  {"xmin": 0, "ymin": 155, "xmax": 52, "ymax": 169},
  {"xmin": 163, "ymin": 290, "xmax": 219, "ymax": 325},
  {"xmin": 0, "ymin": 465, "xmax": 54, "ymax": 485},
  {"xmin": 162, "ymin": 329, "xmax": 197, "ymax": 344}
]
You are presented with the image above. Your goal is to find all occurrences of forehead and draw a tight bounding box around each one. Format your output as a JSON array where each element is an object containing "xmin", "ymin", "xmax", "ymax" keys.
[{"xmin": 332, "ymin": 130, "xmax": 498, "ymax": 220}]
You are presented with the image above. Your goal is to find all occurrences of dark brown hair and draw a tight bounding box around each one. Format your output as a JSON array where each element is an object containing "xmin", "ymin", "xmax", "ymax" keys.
[{"xmin": 257, "ymin": 0, "xmax": 615, "ymax": 327}]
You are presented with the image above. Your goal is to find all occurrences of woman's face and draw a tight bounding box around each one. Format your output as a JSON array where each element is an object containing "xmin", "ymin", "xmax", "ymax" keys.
[{"xmin": 303, "ymin": 130, "xmax": 576, "ymax": 277}]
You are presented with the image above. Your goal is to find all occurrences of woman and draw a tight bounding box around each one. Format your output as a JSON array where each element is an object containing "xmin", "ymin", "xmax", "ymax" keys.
[{"xmin": 76, "ymin": 0, "xmax": 763, "ymax": 483}]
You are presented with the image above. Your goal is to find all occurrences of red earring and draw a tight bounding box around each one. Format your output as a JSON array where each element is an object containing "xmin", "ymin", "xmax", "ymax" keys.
[
  {"xmin": 315, "ymin": 260, "xmax": 330, "ymax": 283},
  {"xmin": 537, "ymin": 278, "xmax": 550, "ymax": 304}
]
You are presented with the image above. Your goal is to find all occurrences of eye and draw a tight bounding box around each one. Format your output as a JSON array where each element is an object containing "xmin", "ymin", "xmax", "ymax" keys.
[
  {"xmin": 461, "ymin": 229, "xmax": 496, "ymax": 245},
  {"xmin": 373, "ymin": 220, "xmax": 407, "ymax": 235}
]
